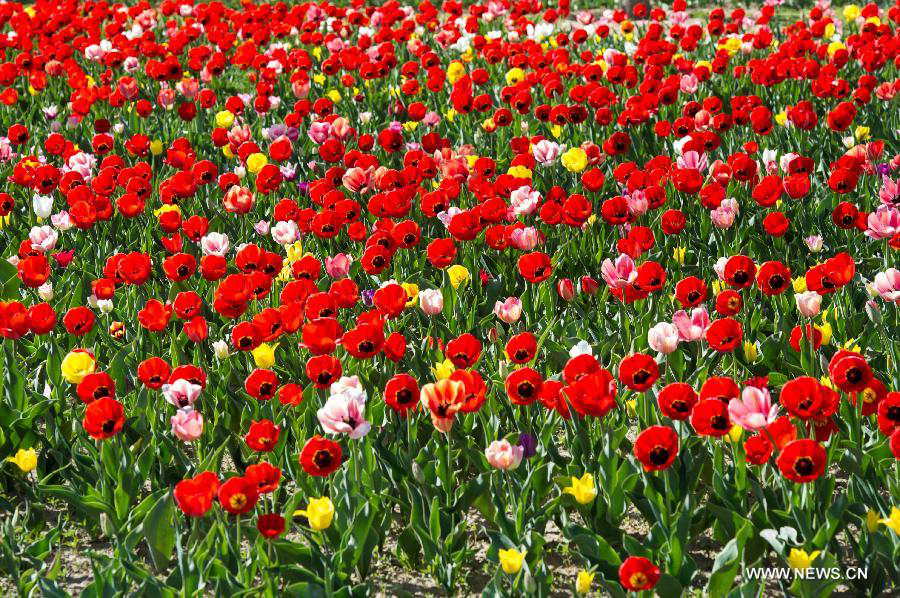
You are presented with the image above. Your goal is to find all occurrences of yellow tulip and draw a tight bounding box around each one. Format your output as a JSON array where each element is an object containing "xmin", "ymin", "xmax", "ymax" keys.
[
  {"xmin": 149, "ymin": 140, "xmax": 164, "ymax": 155},
  {"xmin": 743, "ymin": 341, "xmax": 758, "ymax": 362},
  {"xmin": 446, "ymin": 61, "xmax": 465, "ymax": 85},
  {"xmin": 252, "ymin": 343, "xmax": 276, "ymax": 369},
  {"xmin": 563, "ymin": 473, "xmax": 597, "ymax": 504},
  {"xmin": 507, "ymin": 165, "xmax": 532, "ymax": 179},
  {"xmin": 560, "ymin": 147, "xmax": 588, "ymax": 173},
  {"xmin": 672, "ymin": 246, "xmax": 686, "ymax": 265},
  {"xmin": 504, "ymin": 67, "xmax": 525, "ymax": 86},
  {"xmin": 215, "ymin": 110, "xmax": 235, "ymax": 128},
  {"xmin": 498, "ymin": 548, "xmax": 525, "ymax": 574},
  {"xmin": 447, "ymin": 265, "xmax": 470, "ymax": 288},
  {"xmin": 576, "ymin": 570, "xmax": 595, "ymax": 594},
  {"xmin": 726, "ymin": 425, "xmax": 743, "ymax": 443},
  {"xmin": 786, "ymin": 548, "xmax": 820, "ymax": 570},
  {"xmin": 401, "ymin": 283, "xmax": 419, "ymax": 307},
  {"xmin": 154, "ymin": 204, "xmax": 181, "ymax": 218},
  {"xmin": 246, "ymin": 153, "xmax": 268, "ymax": 174},
  {"xmin": 327, "ymin": 89, "xmax": 342, "ymax": 103},
  {"xmin": 6, "ymin": 448, "xmax": 37, "ymax": 473},
  {"xmin": 814, "ymin": 322, "xmax": 832, "ymax": 345},
  {"xmin": 61, "ymin": 351, "xmax": 96, "ymax": 384},
  {"xmin": 866, "ymin": 510, "xmax": 880, "ymax": 532},
  {"xmin": 792, "ymin": 277, "xmax": 807, "ymax": 293},
  {"xmin": 432, "ymin": 359, "xmax": 455, "ymax": 381},
  {"xmin": 880, "ymin": 507, "xmax": 900, "ymax": 535},
  {"xmin": 842, "ymin": 4, "xmax": 860, "ymax": 21},
  {"xmin": 294, "ymin": 497, "xmax": 334, "ymax": 531}
]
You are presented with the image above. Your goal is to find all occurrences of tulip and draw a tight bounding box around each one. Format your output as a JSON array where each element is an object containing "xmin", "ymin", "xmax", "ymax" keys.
[
  {"xmin": 252, "ymin": 343, "xmax": 276, "ymax": 368},
  {"xmin": 162, "ymin": 379, "xmax": 202, "ymax": 408},
  {"xmin": 728, "ymin": 386, "xmax": 779, "ymax": 431},
  {"xmin": 325, "ymin": 253, "xmax": 353, "ymax": 278},
  {"xmin": 317, "ymin": 390, "xmax": 370, "ymax": 439},
  {"xmin": 795, "ymin": 291, "xmax": 823, "ymax": 317},
  {"xmin": 447, "ymin": 264, "xmax": 470, "ymax": 288},
  {"xmin": 580, "ymin": 276, "xmax": 599, "ymax": 295},
  {"xmin": 6, "ymin": 448, "xmax": 37, "ymax": 473},
  {"xmin": 508, "ymin": 226, "xmax": 541, "ymax": 250},
  {"xmin": 294, "ymin": 497, "xmax": 334, "ymax": 531},
  {"xmin": 786, "ymin": 548, "xmax": 820, "ymax": 571},
  {"xmin": 648, "ymin": 322, "xmax": 680, "ymax": 354},
  {"xmin": 556, "ymin": 278, "xmax": 575, "ymax": 301},
  {"xmin": 493, "ymin": 297, "xmax": 523, "ymax": 323},
  {"xmin": 531, "ymin": 139, "xmax": 561, "ymax": 165},
  {"xmin": 563, "ymin": 473, "xmax": 597, "ymax": 504},
  {"xmin": 873, "ymin": 268, "xmax": 900, "ymax": 302},
  {"xmin": 485, "ymin": 439, "xmax": 524, "ymax": 470},
  {"xmin": 601, "ymin": 254, "xmax": 637, "ymax": 289},
  {"xmin": 270, "ymin": 220, "xmax": 298, "ymax": 245},
  {"xmin": 213, "ymin": 340, "xmax": 230, "ymax": 360},
  {"xmin": 498, "ymin": 548, "xmax": 525, "ymax": 574},
  {"xmin": 171, "ymin": 408, "xmax": 204, "ymax": 442},
  {"xmin": 418, "ymin": 289, "xmax": 444, "ymax": 315},
  {"xmin": 61, "ymin": 350, "xmax": 95, "ymax": 384},
  {"xmin": 672, "ymin": 307, "xmax": 710, "ymax": 341},
  {"xmin": 879, "ymin": 507, "xmax": 900, "ymax": 535},
  {"xmin": 576, "ymin": 570, "xmax": 595, "ymax": 594}
]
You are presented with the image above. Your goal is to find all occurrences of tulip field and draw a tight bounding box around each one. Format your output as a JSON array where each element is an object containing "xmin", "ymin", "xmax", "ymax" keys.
[{"xmin": 2, "ymin": 0, "xmax": 900, "ymax": 595}]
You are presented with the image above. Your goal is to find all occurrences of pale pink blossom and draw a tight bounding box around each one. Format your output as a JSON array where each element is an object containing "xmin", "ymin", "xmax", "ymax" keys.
[
  {"xmin": 873, "ymin": 269, "xmax": 900, "ymax": 302},
  {"xmin": 201, "ymin": 232, "xmax": 229, "ymax": 256},
  {"xmin": 419, "ymin": 289, "xmax": 444, "ymax": 315},
  {"xmin": 679, "ymin": 73, "xmax": 698, "ymax": 94},
  {"xmin": 494, "ymin": 297, "xmax": 522, "ymax": 323},
  {"xmin": 879, "ymin": 176, "xmax": 899, "ymax": 206},
  {"xmin": 509, "ymin": 227, "xmax": 542, "ymax": 251},
  {"xmin": 673, "ymin": 307, "xmax": 710, "ymax": 341},
  {"xmin": 485, "ymin": 439, "xmax": 523, "ymax": 470},
  {"xmin": 532, "ymin": 140, "xmax": 562, "ymax": 165},
  {"xmin": 162, "ymin": 379, "xmax": 202, "ymax": 409},
  {"xmin": 677, "ymin": 150, "xmax": 708, "ymax": 173},
  {"xmin": 648, "ymin": 322, "xmax": 680, "ymax": 354},
  {"xmin": 271, "ymin": 220, "xmax": 298, "ymax": 245},
  {"xmin": 342, "ymin": 167, "xmax": 370, "ymax": 193},
  {"xmin": 865, "ymin": 205, "xmax": 900, "ymax": 239},
  {"xmin": 601, "ymin": 254, "xmax": 637, "ymax": 289},
  {"xmin": 325, "ymin": 253, "xmax": 353, "ymax": 278},
  {"xmin": 28, "ymin": 226, "xmax": 58, "ymax": 252},
  {"xmin": 729, "ymin": 386, "xmax": 779, "ymax": 431},
  {"xmin": 171, "ymin": 408, "xmax": 204, "ymax": 442},
  {"xmin": 307, "ymin": 121, "xmax": 331, "ymax": 144},
  {"xmin": 317, "ymin": 390, "xmax": 370, "ymax": 439},
  {"xmin": 509, "ymin": 185, "xmax": 542, "ymax": 216},
  {"xmin": 795, "ymin": 291, "xmax": 823, "ymax": 317}
]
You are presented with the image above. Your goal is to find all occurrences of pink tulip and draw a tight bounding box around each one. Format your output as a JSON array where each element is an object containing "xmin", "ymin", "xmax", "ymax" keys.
[
  {"xmin": 865, "ymin": 205, "xmax": 900, "ymax": 239},
  {"xmin": 601, "ymin": 254, "xmax": 637, "ymax": 289},
  {"xmin": 795, "ymin": 291, "xmax": 823, "ymax": 317},
  {"xmin": 648, "ymin": 322, "xmax": 680, "ymax": 354},
  {"xmin": 494, "ymin": 297, "xmax": 522, "ymax": 324},
  {"xmin": 485, "ymin": 440, "xmax": 523, "ymax": 470},
  {"xmin": 325, "ymin": 253, "xmax": 353, "ymax": 278},
  {"xmin": 673, "ymin": 307, "xmax": 710, "ymax": 341},
  {"xmin": 873, "ymin": 268, "xmax": 900, "ymax": 302},
  {"xmin": 419, "ymin": 289, "xmax": 444, "ymax": 315},
  {"xmin": 728, "ymin": 386, "xmax": 779, "ymax": 431},
  {"xmin": 171, "ymin": 408, "xmax": 204, "ymax": 442}
]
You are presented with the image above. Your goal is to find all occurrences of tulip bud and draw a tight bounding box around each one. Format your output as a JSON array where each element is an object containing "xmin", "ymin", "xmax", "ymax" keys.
[
  {"xmin": 556, "ymin": 278, "xmax": 575, "ymax": 301},
  {"xmin": 580, "ymin": 275, "xmax": 599, "ymax": 295}
]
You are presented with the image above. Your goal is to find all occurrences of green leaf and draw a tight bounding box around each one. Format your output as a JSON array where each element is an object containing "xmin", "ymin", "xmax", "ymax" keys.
[{"xmin": 144, "ymin": 492, "xmax": 176, "ymax": 571}]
